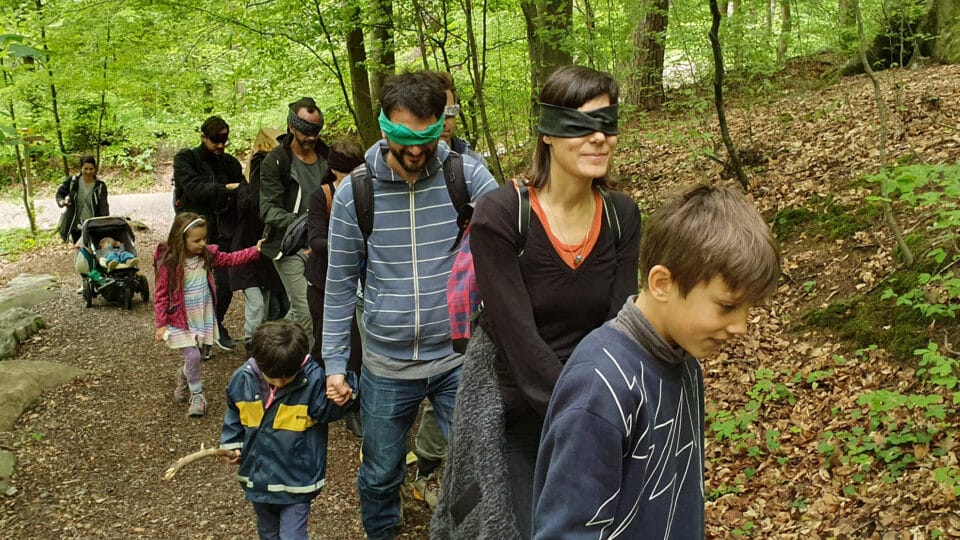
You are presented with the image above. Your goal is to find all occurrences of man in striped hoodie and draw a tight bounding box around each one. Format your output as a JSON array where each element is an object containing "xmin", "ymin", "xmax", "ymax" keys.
[{"xmin": 321, "ymin": 70, "xmax": 497, "ymax": 539}]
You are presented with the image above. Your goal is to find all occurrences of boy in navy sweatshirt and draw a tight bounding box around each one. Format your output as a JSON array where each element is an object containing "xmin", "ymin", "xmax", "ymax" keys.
[
  {"xmin": 532, "ymin": 185, "xmax": 781, "ymax": 539},
  {"xmin": 221, "ymin": 320, "xmax": 357, "ymax": 539}
]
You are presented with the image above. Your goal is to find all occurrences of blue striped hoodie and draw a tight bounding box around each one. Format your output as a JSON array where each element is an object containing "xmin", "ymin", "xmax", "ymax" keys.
[{"xmin": 321, "ymin": 140, "xmax": 497, "ymax": 376}]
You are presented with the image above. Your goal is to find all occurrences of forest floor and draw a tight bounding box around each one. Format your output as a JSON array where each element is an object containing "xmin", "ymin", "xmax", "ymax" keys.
[{"xmin": 1, "ymin": 62, "xmax": 959, "ymax": 538}]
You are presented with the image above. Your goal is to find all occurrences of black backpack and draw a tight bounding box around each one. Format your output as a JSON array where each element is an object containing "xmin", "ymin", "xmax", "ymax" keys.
[{"xmin": 349, "ymin": 152, "xmax": 469, "ymax": 253}]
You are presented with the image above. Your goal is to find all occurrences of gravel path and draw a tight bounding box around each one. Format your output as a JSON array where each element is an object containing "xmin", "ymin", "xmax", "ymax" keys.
[{"xmin": 0, "ymin": 192, "xmax": 176, "ymax": 232}]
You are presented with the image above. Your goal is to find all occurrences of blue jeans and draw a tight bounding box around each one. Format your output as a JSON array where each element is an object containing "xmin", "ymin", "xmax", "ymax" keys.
[
  {"xmin": 358, "ymin": 365, "xmax": 461, "ymax": 539},
  {"xmin": 251, "ymin": 501, "xmax": 310, "ymax": 540}
]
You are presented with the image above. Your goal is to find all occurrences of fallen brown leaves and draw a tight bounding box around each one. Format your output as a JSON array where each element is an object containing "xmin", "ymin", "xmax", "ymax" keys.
[{"xmin": 621, "ymin": 64, "xmax": 960, "ymax": 538}]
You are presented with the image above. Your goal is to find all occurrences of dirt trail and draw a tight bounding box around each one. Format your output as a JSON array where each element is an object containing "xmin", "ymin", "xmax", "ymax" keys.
[{"xmin": 0, "ymin": 228, "xmax": 432, "ymax": 538}]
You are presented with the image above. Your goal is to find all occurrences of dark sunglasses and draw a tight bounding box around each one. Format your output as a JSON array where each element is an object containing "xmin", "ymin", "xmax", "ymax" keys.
[{"xmin": 207, "ymin": 132, "xmax": 229, "ymax": 145}]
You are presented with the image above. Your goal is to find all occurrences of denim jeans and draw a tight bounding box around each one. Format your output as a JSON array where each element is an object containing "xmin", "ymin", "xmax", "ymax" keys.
[
  {"xmin": 251, "ymin": 501, "xmax": 310, "ymax": 540},
  {"xmin": 358, "ymin": 365, "xmax": 461, "ymax": 539},
  {"xmin": 504, "ymin": 415, "xmax": 544, "ymax": 540}
]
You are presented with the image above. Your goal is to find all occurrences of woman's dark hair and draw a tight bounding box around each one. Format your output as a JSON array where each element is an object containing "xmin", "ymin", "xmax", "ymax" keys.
[
  {"xmin": 251, "ymin": 321, "xmax": 310, "ymax": 378},
  {"xmin": 79, "ymin": 155, "xmax": 98, "ymax": 171},
  {"xmin": 529, "ymin": 66, "xmax": 619, "ymax": 190},
  {"xmin": 380, "ymin": 71, "xmax": 446, "ymax": 121}
]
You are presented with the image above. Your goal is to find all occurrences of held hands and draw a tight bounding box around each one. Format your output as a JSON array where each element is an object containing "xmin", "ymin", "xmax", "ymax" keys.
[
  {"xmin": 255, "ymin": 239, "xmax": 264, "ymax": 252},
  {"xmin": 155, "ymin": 326, "xmax": 168, "ymax": 342},
  {"xmin": 325, "ymin": 374, "xmax": 353, "ymax": 405},
  {"xmin": 225, "ymin": 183, "xmax": 240, "ymax": 190}
]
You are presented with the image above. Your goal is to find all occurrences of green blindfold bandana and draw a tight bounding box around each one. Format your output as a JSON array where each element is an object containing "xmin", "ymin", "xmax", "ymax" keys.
[
  {"xmin": 537, "ymin": 103, "xmax": 619, "ymax": 137},
  {"xmin": 379, "ymin": 110, "xmax": 445, "ymax": 146}
]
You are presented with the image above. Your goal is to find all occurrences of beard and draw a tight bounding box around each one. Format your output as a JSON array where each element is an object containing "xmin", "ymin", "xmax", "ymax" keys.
[
  {"xmin": 388, "ymin": 143, "xmax": 437, "ymax": 175},
  {"xmin": 294, "ymin": 132, "xmax": 317, "ymax": 151}
]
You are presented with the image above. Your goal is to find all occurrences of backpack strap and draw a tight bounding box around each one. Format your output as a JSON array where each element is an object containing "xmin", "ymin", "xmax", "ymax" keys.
[
  {"xmin": 444, "ymin": 152, "xmax": 472, "ymax": 251},
  {"xmin": 597, "ymin": 187, "xmax": 622, "ymax": 247},
  {"xmin": 350, "ymin": 163, "xmax": 374, "ymax": 245},
  {"xmin": 513, "ymin": 179, "xmax": 532, "ymax": 256}
]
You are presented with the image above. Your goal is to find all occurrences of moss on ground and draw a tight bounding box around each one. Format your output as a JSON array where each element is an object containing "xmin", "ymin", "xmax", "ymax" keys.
[{"xmin": 772, "ymin": 195, "xmax": 881, "ymax": 242}]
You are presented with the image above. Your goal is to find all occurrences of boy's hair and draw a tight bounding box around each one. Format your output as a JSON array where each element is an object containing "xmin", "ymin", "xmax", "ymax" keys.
[
  {"xmin": 380, "ymin": 70, "xmax": 447, "ymax": 121},
  {"xmin": 251, "ymin": 321, "xmax": 310, "ymax": 379},
  {"xmin": 640, "ymin": 185, "xmax": 781, "ymax": 303}
]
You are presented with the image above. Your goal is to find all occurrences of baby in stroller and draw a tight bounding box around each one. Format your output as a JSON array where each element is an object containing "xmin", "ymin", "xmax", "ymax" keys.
[{"xmin": 97, "ymin": 236, "xmax": 140, "ymax": 271}]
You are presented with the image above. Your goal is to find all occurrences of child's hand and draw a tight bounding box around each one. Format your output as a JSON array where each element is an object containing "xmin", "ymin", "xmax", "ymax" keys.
[
  {"xmin": 155, "ymin": 326, "xmax": 168, "ymax": 342},
  {"xmin": 326, "ymin": 374, "xmax": 353, "ymax": 405},
  {"xmin": 222, "ymin": 450, "xmax": 241, "ymax": 465},
  {"xmin": 255, "ymin": 239, "xmax": 264, "ymax": 252}
]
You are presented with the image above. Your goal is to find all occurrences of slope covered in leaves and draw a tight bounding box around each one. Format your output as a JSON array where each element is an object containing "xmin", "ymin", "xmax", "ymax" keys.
[{"xmin": 615, "ymin": 64, "xmax": 960, "ymax": 538}]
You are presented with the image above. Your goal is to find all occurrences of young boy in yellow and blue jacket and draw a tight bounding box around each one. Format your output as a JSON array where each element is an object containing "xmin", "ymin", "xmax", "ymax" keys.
[{"xmin": 220, "ymin": 320, "xmax": 357, "ymax": 539}]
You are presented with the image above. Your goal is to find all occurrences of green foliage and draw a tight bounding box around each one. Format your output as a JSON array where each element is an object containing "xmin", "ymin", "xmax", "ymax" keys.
[{"xmin": 0, "ymin": 227, "xmax": 59, "ymax": 260}]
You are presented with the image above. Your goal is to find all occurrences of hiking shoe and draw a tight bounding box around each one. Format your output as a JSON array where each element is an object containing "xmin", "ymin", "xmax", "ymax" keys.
[
  {"xmin": 187, "ymin": 393, "xmax": 207, "ymax": 417},
  {"xmin": 202, "ymin": 345, "xmax": 212, "ymax": 362},
  {"xmin": 411, "ymin": 472, "xmax": 441, "ymax": 510},
  {"xmin": 174, "ymin": 366, "xmax": 189, "ymax": 403}
]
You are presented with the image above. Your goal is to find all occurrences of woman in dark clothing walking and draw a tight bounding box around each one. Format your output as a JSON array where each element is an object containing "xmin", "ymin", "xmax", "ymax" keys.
[
  {"xmin": 56, "ymin": 155, "xmax": 109, "ymax": 243},
  {"xmin": 435, "ymin": 66, "xmax": 641, "ymax": 538}
]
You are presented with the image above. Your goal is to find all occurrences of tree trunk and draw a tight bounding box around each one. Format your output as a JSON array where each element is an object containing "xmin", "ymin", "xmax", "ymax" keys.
[
  {"xmin": 463, "ymin": 0, "xmax": 505, "ymax": 182},
  {"xmin": 839, "ymin": 0, "xmax": 858, "ymax": 47},
  {"xmin": 345, "ymin": 2, "xmax": 379, "ymax": 146},
  {"xmin": 368, "ymin": 0, "xmax": 395, "ymax": 105},
  {"xmin": 924, "ymin": 0, "xmax": 960, "ymax": 63},
  {"xmin": 708, "ymin": 0, "xmax": 749, "ymax": 190},
  {"xmin": 35, "ymin": 0, "xmax": 69, "ymax": 179},
  {"xmin": 520, "ymin": 0, "xmax": 573, "ymax": 126},
  {"xmin": 831, "ymin": 0, "xmax": 960, "ymax": 77},
  {"xmin": 777, "ymin": 0, "xmax": 792, "ymax": 63},
  {"xmin": 627, "ymin": 0, "xmax": 669, "ymax": 110},
  {"xmin": 97, "ymin": 24, "xmax": 111, "ymax": 165}
]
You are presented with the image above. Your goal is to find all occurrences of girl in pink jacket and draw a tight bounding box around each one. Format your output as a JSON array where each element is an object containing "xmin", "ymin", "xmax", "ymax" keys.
[{"xmin": 154, "ymin": 212, "xmax": 261, "ymax": 417}]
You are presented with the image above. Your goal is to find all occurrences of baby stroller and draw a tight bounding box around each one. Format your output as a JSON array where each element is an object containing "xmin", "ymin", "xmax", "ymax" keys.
[{"xmin": 74, "ymin": 216, "xmax": 150, "ymax": 310}]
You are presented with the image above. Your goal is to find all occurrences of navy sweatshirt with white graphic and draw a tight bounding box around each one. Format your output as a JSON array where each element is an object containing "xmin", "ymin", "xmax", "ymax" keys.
[{"xmin": 532, "ymin": 298, "xmax": 705, "ymax": 539}]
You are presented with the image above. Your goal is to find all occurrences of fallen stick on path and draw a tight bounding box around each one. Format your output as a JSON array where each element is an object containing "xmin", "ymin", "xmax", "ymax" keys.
[{"xmin": 163, "ymin": 443, "xmax": 235, "ymax": 480}]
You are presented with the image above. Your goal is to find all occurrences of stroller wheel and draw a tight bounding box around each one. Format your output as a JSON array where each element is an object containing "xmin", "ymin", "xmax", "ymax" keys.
[
  {"xmin": 123, "ymin": 286, "xmax": 133, "ymax": 310},
  {"xmin": 82, "ymin": 278, "xmax": 93, "ymax": 308}
]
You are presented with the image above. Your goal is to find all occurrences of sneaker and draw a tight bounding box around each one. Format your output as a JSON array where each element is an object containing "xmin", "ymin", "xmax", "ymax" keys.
[
  {"xmin": 106, "ymin": 259, "xmax": 118, "ymax": 271},
  {"xmin": 127, "ymin": 257, "xmax": 139, "ymax": 268},
  {"xmin": 215, "ymin": 333, "xmax": 235, "ymax": 351},
  {"xmin": 187, "ymin": 393, "xmax": 207, "ymax": 417},
  {"xmin": 174, "ymin": 367, "xmax": 189, "ymax": 403},
  {"xmin": 411, "ymin": 472, "xmax": 441, "ymax": 510},
  {"xmin": 344, "ymin": 406, "xmax": 363, "ymax": 439},
  {"xmin": 202, "ymin": 345, "xmax": 212, "ymax": 362}
]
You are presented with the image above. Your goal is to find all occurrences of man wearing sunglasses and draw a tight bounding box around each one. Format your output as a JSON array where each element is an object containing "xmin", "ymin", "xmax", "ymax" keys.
[
  {"xmin": 437, "ymin": 72, "xmax": 487, "ymax": 168},
  {"xmin": 259, "ymin": 97, "xmax": 330, "ymax": 345},
  {"xmin": 172, "ymin": 115, "xmax": 244, "ymax": 352}
]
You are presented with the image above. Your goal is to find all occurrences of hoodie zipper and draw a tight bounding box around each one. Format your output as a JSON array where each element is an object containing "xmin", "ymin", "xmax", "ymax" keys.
[{"xmin": 409, "ymin": 182, "xmax": 420, "ymax": 359}]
